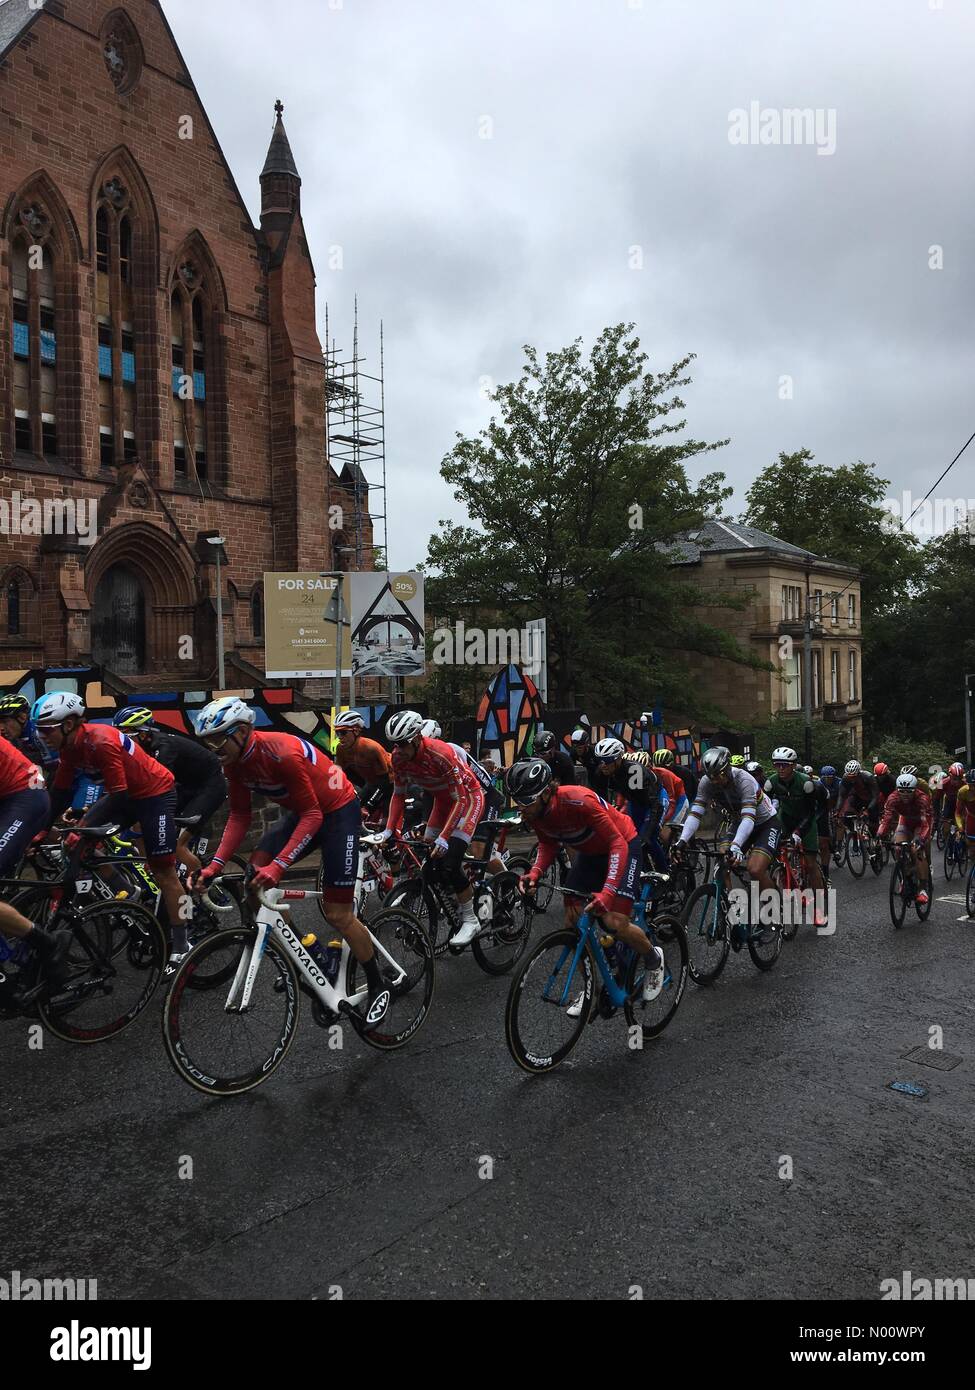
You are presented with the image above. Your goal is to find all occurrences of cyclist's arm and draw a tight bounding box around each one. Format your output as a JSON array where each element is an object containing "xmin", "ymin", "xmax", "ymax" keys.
[
  {"xmin": 679, "ymin": 788, "xmax": 708, "ymax": 843},
  {"xmin": 210, "ymin": 780, "xmax": 252, "ymax": 867}
]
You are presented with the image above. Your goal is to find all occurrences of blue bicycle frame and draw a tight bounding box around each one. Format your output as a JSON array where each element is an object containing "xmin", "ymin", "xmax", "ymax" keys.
[{"xmin": 540, "ymin": 878, "xmax": 671, "ymax": 1012}]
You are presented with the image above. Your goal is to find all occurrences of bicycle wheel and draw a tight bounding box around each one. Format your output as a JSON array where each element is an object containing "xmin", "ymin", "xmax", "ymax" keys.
[
  {"xmin": 746, "ymin": 908, "xmax": 783, "ymax": 969},
  {"xmin": 847, "ymin": 831, "xmax": 866, "ymax": 878},
  {"xmin": 889, "ymin": 862, "xmax": 908, "ymax": 929},
  {"xmin": 624, "ymin": 914, "xmax": 688, "ymax": 1039},
  {"xmin": 471, "ymin": 872, "xmax": 533, "ymax": 976},
  {"xmin": 681, "ymin": 883, "xmax": 730, "ymax": 985},
  {"xmin": 162, "ymin": 928, "xmax": 300, "ymax": 1095},
  {"xmin": 346, "ymin": 906, "xmax": 434, "ymax": 1051},
  {"xmin": 935, "ymin": 819, "xmax": 946, "ymax": 852},
  {"xmin": 38, "ymin": 900, "xmax": 166, "ymax": 1044},
  {"xmin": 868, "ymin": 839, "xmax": 884, "ymax": 876},
  {"xmin": 944, "ymin": 839, "xmax": 957, "ymax": 880},
  {"xmin": 916, "ymin": 869, "xmax": 933, "ymax": 921},
  {"xmin": 507, "ymin": 854, "xmax": 556, "ymax": 912},
  {"xmin": 384, "ymin": 875, "xmax": 445, "ymax": 954},
  {"xmin": 831, "ymin": 829, "xmax": 846, "ymax": 868},
  {"xmin": 775, "ymin": 860, "xmax": 801, "ymax": 942},
  {"xmin": 505, "ymin": 929, "xmax": 591, "ymax": 1074},
  {"xmin": 967, "ymin": 862, "xmax": 975, "ymax": 918}
]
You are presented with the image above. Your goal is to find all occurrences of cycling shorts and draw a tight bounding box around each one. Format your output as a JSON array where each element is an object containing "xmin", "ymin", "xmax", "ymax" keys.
[
  {"xmin": 258, "ymin": 798, "xmax": 360, "ymax": 903},
  {"xmin": 176, "ymin": 775, "xmax": 227, "ymax": 835},
  {"xmin": 426, "ymin": 786, "xmax": 485, "ymax": 844},
  {"xmin": 86, "ymin": 790, "xmax": 178, "ymax": 867},
  {"xmin": 562, "ymin": 837, "xmax": 641, "ymax": 916},
  {"xmin": 716, "ymin": 816, "xmax": 781, "ymax": 861},
  {"xmin": 893, "ymin": 818, "xmax": 929, "ymax": 844},
  {"xmin": 0, "ymin": 788, "xmax": 51, "ymax": 876}
]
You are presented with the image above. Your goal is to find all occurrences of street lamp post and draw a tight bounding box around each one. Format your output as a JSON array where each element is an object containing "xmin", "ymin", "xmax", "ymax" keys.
[
  {"xmin": 966, "ymin": 673, "xmax": 974, "ymax": 767},
  {"xmin": 207, "ymin": 536, "xmax": 226, "ymax": 689}
]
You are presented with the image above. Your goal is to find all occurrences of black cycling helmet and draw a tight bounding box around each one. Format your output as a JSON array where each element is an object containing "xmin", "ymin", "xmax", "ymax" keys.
[
  {"xmin": 507, "ymin": 758, "xmax": 553, "ymax": 805},
  {"xmin": 534, "ymin": 730, "xmax": 557, "ymax": 754},
  {"xmin": 0, "ymin": 693, "xmax": 30, "ymax": 718}
]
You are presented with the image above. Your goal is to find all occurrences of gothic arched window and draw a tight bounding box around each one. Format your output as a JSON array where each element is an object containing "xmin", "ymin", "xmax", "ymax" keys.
[
  {"xmin": 10, "ymin": 206, "xmax": 61, "ymax": 460},
  {"xmin": 95, "ymin": 181, "xmax": 140, "ymax": 468},
  {"xmin": 170, "ymin": 259, "xmax": 217, "ymax": 486}
]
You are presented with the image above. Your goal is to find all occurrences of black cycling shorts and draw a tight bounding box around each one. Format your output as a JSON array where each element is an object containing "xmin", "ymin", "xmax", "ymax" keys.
[{"xmin": 0, "ymin": 789, "xmax": 51, "ymax": 876}]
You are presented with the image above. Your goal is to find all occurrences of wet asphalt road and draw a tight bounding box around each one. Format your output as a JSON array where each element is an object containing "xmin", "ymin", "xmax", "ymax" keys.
[{"xmin": 2, "ymin": 853, "xmax": 973, "ymax": 1302}]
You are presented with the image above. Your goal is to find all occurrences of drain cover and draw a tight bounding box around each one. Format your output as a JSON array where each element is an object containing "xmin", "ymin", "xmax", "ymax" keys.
[
  {"xmin": 901, "ymin": 1046, "xmax": 962, "ymax": 1071},
  {"xmin": 890, "ymin": 1081, "xmax": 928, "ymax": 1098}
]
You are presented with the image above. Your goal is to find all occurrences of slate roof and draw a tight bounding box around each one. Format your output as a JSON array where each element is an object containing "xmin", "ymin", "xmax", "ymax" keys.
[
  {"xmin": 0, "ymin": 0, "xmax": 45, "ymax": 62},
  {"xmin": 261, "ymin": 111, "xmax": 301, "ymax": 181},
  {"xmin": 665, "ymin": 518, "xmax": 820, "ymax": 565}
]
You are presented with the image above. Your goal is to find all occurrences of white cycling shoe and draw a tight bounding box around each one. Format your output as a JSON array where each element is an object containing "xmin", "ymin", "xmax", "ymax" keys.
[
  {"xmin": 566, "ymin": 991, "xmax": 586, "ymax": 1018},
  {"xmin": 450, "ymin": 919, "xmax": 479, "ymax": 949},
  {"xmin": 642, "ymin": 946, "xmax": 665, "ymax": 1002}
]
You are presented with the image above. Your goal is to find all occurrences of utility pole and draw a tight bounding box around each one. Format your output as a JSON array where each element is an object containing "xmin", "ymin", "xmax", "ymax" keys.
[{"xmin": 966, "ymin": 673, "xmax": 974, "ymax": 767}]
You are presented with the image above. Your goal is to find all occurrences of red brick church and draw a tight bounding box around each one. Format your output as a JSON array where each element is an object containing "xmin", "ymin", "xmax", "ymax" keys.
[{"xmin": 0, "ymin": 0, "xmax": 370, "ymax": 688}]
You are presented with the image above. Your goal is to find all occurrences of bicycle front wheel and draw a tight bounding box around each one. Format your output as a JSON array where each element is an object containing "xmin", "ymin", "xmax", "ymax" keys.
[
  {"xmin": 39, "ymin": 900, "xmax": 166, "ymax": 1044},
  {"xmin": 471, "ymin": 872, "xmax": 533, "ymax": 976},
  {"xmin": 967, "ymin": 862, "xmax": 975, "ymax": 918},
  {"xmin": 346, "ymin": 906, "xmax": 435, "ymax": 1051},
  {"xmin": 505, "ymin": 929, "xmax": 591, "ymax": 1074},
  {"xmin": 847, "ymin": 832, "xmax": 866, "ymax": 878},
  {"xmin": 889, "ymin": 862, "xmax": 908, "ymax": 929},
  {"xmin": 682, "ymin": 883, "xmax": 729, "ymax": 985},
  {"xmin": 625, "ymin": 914, "xmax": 688, "ymax": 1039},
  {"xmin": 943, "ymin": 840, "xmax": 957, "ymax": 880},
  {"xmin": 162, "ymin": 929, "xmax": 300, "ymax": 1096}
]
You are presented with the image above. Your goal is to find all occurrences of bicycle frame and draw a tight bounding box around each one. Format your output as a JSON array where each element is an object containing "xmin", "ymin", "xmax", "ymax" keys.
[
  {"xmin": 542, "ymin": 911, "xmax": 630, "ymax": 1011},
  {"xmin": 222, "ymin": 885, "xmax": 407, "ymax": 1017}
]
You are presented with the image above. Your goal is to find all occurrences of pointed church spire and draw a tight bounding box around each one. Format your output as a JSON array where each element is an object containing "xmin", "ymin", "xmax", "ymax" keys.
[{"xmin": 261, "ymin": 100, "xmax": 301, "ymax": 182}]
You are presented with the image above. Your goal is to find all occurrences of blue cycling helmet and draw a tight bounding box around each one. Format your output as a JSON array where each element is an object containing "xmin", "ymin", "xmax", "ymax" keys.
[{"xmin": 820, "ymin": 765, "xmax": 836, "ymax": 777}]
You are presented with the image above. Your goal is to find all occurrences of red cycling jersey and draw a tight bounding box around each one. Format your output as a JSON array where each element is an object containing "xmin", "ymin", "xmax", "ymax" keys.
[
  {"xmin": 878, "ymin": 789, "xmax": 933, "ymax": 840},
  {"xmin": 213, "ymin": 731, "xmax": 357, "ymax": 870},
  {"xmin": 53, "ymin": 723, "xmax": 174, "ymax": 800},
  {"xmin": 0, "ymin": 735, "xmax": 46, "ymax": 797},
  {"xmin": 387, "ymin": 736, "xmax": 485, "ymax": 841},
  {"xmin": 656, "ymin": 765, "xmax": 685, "ymax": 815},
  {"xmin": 530, "ymin": 785, "xmax": 637, "ymax": 894}
]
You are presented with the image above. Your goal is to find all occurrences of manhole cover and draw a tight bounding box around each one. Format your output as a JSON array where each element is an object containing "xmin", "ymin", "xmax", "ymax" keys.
[
  {"xmin": 901, "ymin": 1046, "xmax": 962, "ymax": 1072},
  {"xmin": 890, "ymin": 1081, "xmax": 928, "ymax": 1098}
]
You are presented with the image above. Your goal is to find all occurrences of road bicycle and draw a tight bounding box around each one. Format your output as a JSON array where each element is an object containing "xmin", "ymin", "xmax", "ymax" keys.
[
  {"xmin": 888, "ymin": 840, "xmax": 934, "ymax": 929},
  {"xmin": 0, "ymin": 825, "xmax": 166, "ymax": 1041},
  {"xmin": 965, "ymin": 856, "xmax": 975, "ymax": 919},
  {"xmin": 504, "ymin": 870, "xmax": 687, "ymax": 1074},
  {"xmin": 770, "ymin": 836, "xmax": 807, "ymax": 941},
  {"xmin": 943, "ymin": 826, "xmax": 967, "ymax": 881},
  {"xmin": 384, "ymin": 823, "xmax": 534, "ymax": 975},
  {"xmin": 680, "ymin": 851, "xmax": 782, "ymax": 984},
  {"xmin": 506, "ymin": 843, "xmax": 571, "ymax": 913},
  {"xmin": 844, "ymin": 812, "xmax": 872, "ymax": 879},
  {"xmin": 162, "ymin": 878, "xmax": 435, "ymax": 1095}
]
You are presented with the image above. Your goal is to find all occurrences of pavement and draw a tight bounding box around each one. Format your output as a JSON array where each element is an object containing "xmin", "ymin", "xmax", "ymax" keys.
[{"xmin": 2, "ymin": 852, "xmax": 973, "ymax": 1301}]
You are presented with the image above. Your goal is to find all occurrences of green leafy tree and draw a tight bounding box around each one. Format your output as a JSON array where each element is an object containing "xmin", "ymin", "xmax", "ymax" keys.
[
  {"xmin": 741, "ymin": 450, "xmax": 921, "ymax": 619},
  {"xmin": 425, "ymin": 324, "xmax": 769, "ymax": 718}
]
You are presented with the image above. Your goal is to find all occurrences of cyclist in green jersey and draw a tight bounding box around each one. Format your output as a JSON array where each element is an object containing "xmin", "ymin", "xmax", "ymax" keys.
[{"xmin": 764, "ymin": 746, "xmax": 826, "ymax": 897}]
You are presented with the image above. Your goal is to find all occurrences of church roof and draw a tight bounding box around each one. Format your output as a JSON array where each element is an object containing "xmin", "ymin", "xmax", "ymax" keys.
[
  {"xmin": 0, "ymin": 0, "xmax": 46, "ymax": 61},
  {"xmin": 261, "ymin": 103, "xmax": 301, "ymax": 181}
]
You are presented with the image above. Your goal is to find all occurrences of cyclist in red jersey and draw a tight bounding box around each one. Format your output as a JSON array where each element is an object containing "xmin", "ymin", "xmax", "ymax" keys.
[
  {"xmin": 192, "ymin": 698, "xmax": 388, "ymax": 1020},
  {"xmin": 878, "ymin": 772, "xmax": 933, "ymax": 906},
  {"xmin": 0, "ymin": 732, "xmax": 73, "ymax": 985},
  {"xmin": 381, "ymin": 710, "xmax": 486, "ymax": 949},
  {"xmin": 507, "ymin": 758, "xmax": 665, "ymax": 1009}
]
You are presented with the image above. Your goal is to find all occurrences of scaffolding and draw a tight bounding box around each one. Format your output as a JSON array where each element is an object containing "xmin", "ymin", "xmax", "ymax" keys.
[{"xmin": 324, "ymin": 298, "xmax": 388, "ymax": 571}]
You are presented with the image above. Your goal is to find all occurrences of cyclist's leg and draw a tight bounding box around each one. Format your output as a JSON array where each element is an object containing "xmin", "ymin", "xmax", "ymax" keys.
[
  {"xmin": 175, "ymin": 778, "xmax": 226, "ymax": 875},
  {"xmin": 746, "ymin": 819, "xmax": 780, "ymax": 894}
]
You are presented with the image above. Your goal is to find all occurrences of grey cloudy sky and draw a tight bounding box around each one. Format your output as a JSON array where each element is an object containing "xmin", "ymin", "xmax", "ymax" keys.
[{"xmin": 164, "ymin": 0, "xmax": 975, "ymax": 568}]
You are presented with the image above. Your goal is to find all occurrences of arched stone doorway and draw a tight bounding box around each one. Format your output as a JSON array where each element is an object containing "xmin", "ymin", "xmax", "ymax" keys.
[{"xmin": 92, "ymin": 564, "xmax": 146, "ymax": 673}]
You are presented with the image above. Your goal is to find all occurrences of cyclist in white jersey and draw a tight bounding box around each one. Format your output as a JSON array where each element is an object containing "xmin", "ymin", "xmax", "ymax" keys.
[{"xmin": 675, "ymin": 745, "xmax": 780, "ymax": 894}]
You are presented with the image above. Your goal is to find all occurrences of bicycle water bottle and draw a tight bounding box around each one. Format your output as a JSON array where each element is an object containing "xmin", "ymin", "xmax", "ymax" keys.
[{"xmin": 301, "ymin": 934, "xmax": 341, "ymax": 984}]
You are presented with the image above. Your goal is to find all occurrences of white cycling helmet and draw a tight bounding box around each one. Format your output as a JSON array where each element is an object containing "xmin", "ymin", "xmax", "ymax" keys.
[
  {"xmin": 896, "ymin": 772, "xmax": 917, "ymax": 792},
  {"xmin": 702, "ymin": 746, "xmax": 731, "ymax": 776},
  {"xmin": 31, "ymin": 691, "xmax": 85, "ymax": 725},
  {"xmin": 771, "ymin": 746, "xmax": 797, "ymax": 764},
  {"xmin": 333, "ymin": 710, "xmax": 365, "ymax": 730},
  {"xmin": 386, "ymin": 710, "xmax": 425, "ymax": 744},
  {"xmin": 570, "ymin": 727, "xmax": 590, "ymax": 745},
  {"xmin": 844, "ymin": 760, "xmax": 861, "ymax": 776},
  {"xmin": 196, "ymin": 696, "xmax": 256, "ymax": 739},
  {"xmin": 900, "ymin": 764, "xmax": 918, "ymax": 776},
  {"xmin": 420, "ymin": 719, "xmax": 442, "ymax": 739},
  {"xmin": 594, "ymin": 737, "xmax": 626, "ymax": 762}
]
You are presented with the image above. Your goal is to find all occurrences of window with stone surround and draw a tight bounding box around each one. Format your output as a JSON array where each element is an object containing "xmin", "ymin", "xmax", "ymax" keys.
[
  {"xmin": 10, "ymin": 209, "xmax": 61, "ymax": 461},
  {"xmin": 95, "ymin": 179, "xmax": 140, "ymax": 469},
  {"xmin": 170, "ymin": 260, "xmax": 217, "ymax": 486}
]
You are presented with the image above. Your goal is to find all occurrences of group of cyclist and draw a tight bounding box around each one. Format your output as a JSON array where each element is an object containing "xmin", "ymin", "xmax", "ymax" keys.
[{"xmin": 3, "ymin": 682, "xmax": 975, "ymax": 1023}]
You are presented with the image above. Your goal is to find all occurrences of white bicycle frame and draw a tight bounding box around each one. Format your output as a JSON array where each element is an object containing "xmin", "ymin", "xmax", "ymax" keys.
[{"xmin": 217, "ymin": 883, "xmax": 407, "ymax": 1017}]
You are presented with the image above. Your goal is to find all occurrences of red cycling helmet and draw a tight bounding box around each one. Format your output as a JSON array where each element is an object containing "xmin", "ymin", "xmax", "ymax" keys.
[{"xmin": 873, "ymin": 762, "xmax": 889, "ymax": 776}]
